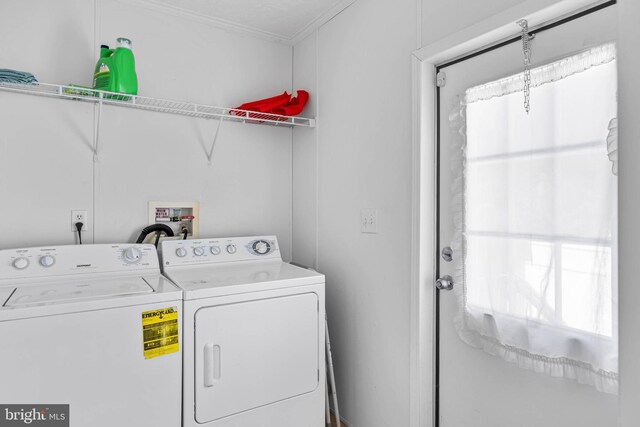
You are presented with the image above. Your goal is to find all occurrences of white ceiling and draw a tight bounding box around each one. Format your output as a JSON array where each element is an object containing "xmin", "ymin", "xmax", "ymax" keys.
[{"xmin": 143, "ymin": 0, "xmax": 356, "ymax": 44}]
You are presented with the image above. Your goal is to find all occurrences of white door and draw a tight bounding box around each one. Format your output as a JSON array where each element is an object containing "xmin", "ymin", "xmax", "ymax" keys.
[
  {"xmin": 437, "ymin": 6, "xmax": 618, "ymax": 426},
  {"xmin": 194, "ymin": 293, "xmax": 319, "ymax": 423}
]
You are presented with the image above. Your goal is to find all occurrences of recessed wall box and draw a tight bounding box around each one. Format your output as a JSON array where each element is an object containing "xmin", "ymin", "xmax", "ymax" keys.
[{"xmin": 148, "ymin": 201, "xmax": 200, "ymax": 241}]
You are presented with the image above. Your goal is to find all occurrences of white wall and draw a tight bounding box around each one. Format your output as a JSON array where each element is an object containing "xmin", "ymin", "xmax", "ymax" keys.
[
  {"xmin": 292, "ymin": 0, "xmax": 418, "ymax": 425},
  {"xmin": 617, "ymin": 0, "xmax": 640, "ymax": 425},
  {"xmin": 0, "ymin": 0, "xmax": 294, "ymax": 259},
  {"xmin": 421, "ymin": 0, "xmax": 526, "ymax": 45},
  {"xmin": 292, "ymin": 0, "xmax": 544, "ymax": 424},
  {"xmin": 421, "ymin": 0, "xmax": 528, "ymax": 46}
]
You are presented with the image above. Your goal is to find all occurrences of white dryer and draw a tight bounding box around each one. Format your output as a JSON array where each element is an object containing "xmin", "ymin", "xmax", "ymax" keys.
[
  {"xmin": 0, "ymin": 244, "xmax": 182, "ymax": 427},
  {"xmin": 161, "ymin": 236, "xmax": 325, "ymax": 427}
]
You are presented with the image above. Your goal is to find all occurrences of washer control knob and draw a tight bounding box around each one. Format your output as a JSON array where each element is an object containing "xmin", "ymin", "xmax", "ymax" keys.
[
  {"xmin": 123, "ymin": 247, "xmax": 143, "ymax": 264},
  {"xmin": 12, "ymin": 257, "xmax": 29, "ymax": 270},
  {"xmin": 193, "ymin": 247, "xmax": 205, "ymax": 257},
  {"xmin": 176, "ymin": 247, "xmax": 188, "ymax": 258},
  {"xmin": 226, "ymin": 244, "xmax": 237, "ymax": 254},
  {"xmin": 210, "ymin": 246, "xmax": 221, "ymax": 255},
  {"xmin": 39, "ymin": 255, "xmax": 56, "ymax": 268},
  {"xmin": 253, "ymin": 240, "xmax": 271, "ymax": 255}
]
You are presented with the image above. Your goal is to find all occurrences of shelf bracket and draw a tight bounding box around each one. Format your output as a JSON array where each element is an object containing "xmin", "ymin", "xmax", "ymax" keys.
[
  {"xmin": 207, "ymin": 118, "xmax": 224, "ymax": 165},
  {"xmin": 93, "ymin": 96, "xmax": 103, "ymax": 162}
]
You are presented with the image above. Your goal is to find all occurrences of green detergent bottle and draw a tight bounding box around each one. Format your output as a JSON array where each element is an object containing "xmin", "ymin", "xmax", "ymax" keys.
[{"xmin": 93, "ymin": 38, "xmax": 138, "ymax": 95}]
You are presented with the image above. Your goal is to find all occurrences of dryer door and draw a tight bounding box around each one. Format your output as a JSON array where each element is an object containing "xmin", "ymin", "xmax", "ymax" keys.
[{"xmin": 194, "ymin": 292, "xmax": 319, "ymax": 423}]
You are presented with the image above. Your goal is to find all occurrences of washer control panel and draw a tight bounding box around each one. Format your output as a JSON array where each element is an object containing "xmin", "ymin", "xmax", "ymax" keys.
[
  {"xmin": 162, "ymin": 236, "xmax": 280, "ymax": 267},
  {"xmin": 0, "ymin": 244, "xmax": 159, "ymax": 281}
]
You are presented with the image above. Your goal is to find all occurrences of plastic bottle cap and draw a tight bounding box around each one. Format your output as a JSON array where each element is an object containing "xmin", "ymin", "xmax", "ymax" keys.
[{"xmin": 117, "ymin": 38, "xmax": 132, "ymax": 49}]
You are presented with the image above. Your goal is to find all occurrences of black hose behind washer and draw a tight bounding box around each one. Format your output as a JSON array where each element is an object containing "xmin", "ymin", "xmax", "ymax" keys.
[{"xmin": 135, "ymin": 224, "xmax": 175, "ymax": 245}]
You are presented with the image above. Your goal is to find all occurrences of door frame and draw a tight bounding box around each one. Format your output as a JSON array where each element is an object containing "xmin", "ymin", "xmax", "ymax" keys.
[{"xmin": 408, "ymin": 1, "xmax": 616, "ymax": 426}]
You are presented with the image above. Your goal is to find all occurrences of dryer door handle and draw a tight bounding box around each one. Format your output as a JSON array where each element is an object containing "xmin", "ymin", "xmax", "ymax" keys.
[{"xmin": 203, "ymin": 343, "xmax": 221, "ymax": 387}]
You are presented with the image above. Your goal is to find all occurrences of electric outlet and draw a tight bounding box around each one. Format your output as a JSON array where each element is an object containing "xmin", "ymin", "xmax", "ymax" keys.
[
  {"xmin": 71, "ymin": 210, "xmax": 89, "ymax": 231},
  {"xmin": 361, "ymin": 209, "xmax": 378, "ymax": 234}
]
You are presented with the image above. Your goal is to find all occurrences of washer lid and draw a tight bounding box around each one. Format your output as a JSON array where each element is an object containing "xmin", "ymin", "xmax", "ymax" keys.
[{"xmin": 4, "ymin": 277, "xmax": 154, "ymax": 308}]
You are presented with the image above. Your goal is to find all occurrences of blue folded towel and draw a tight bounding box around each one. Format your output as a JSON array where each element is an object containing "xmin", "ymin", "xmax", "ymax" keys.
[{"xmin": 0, "ymin": 69, "xmax": 38, "ymax": 85}]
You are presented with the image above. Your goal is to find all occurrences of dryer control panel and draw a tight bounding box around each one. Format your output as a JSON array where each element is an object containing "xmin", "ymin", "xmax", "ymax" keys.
[{"xmin": 161, "ymin": 236, "xmax": 280, "ymax": 267}]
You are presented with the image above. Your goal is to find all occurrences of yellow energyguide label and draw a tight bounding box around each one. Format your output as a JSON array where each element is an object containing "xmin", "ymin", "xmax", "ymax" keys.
[{"xmin": 142, "ymin": 307, "xmax": 179, "ymax": 359}]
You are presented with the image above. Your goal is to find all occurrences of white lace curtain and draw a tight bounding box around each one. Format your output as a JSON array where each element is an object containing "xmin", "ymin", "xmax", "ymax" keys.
[{"xmin": 449, "ymin": 43, "xmax": 618, "ymax": 393}]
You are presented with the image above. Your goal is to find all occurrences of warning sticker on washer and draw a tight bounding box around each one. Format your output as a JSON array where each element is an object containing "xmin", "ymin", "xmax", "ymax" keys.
[{"xmin": 142, "ymin": 307, "xmax": 179, "ymax": 359}]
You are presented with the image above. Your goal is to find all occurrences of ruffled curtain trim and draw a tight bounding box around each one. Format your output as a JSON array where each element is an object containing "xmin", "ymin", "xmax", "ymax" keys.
[
  {"xmin": 607, "ymin": 117, "xmax": 618, "ymax": 176},
  {"xmin": 465, "ymin": 43, "xmax": 616, "ymax": 104}
]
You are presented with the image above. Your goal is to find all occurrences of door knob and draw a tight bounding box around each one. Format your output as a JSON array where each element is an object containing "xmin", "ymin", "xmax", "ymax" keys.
[{"xmin": 435, "ymin": 275, "xmax": 454, "ymax": 291}]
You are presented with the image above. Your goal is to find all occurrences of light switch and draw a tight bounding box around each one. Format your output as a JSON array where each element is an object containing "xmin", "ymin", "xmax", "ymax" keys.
[{"xmin": 361, "ymin": 209, "xmax": 378, "ymax": 234}]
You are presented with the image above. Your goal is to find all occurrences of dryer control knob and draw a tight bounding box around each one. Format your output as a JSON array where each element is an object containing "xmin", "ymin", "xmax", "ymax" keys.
[
  {"xmin": 226, "ymin": 244, "xmax": 237, "ymax": 254},
  {"xmin": 176, "ymin": 247, "xmax": 188, "ymax": 258},
  {"xmin": 39, "ymin": 255, "xmax": 56, "ymax": 268},
  {"xmin": 210, "ymin": 246, "xmax": 221, "ymax": 255},
  {"xmin": 12, "ymin": 257, "xmax": 29, "ymax": 270},
  {"xmin": 123, "ymin": 247, "xmax": 142, "ymax": 264},
  {"xmin": 193, "ymin": 247, "xmax": 205, "ymax": 256}
]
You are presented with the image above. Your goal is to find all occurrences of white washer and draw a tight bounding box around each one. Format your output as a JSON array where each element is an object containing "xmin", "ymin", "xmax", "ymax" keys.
[
  {"xmin": 161, "ymin": 236, "xmax": 325, "ymax": 427},
  {"xmin": 0, "ymin": 244, "xmax": 182, "ymax": 427}
]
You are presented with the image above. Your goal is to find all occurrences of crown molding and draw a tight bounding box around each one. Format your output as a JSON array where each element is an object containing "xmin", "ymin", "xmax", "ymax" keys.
[
  {"xmin": 116, "ymin": 0, "xmax": 358, "ymax": 46},
  {"xmin": 118, "ymin": 0, "xmax": 293, "ymax": 44}
]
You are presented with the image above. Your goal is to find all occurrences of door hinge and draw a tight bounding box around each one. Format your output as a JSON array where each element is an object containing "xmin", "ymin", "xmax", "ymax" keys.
[{"xmin": 436, "ymin": 71, "xmax": 446, "ymax": 88}]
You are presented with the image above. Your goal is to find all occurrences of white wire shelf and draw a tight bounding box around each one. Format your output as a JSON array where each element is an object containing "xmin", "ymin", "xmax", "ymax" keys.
[{"xmin": 0, "ymin": 82, "xmax": 316, "ymax": 128}]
